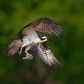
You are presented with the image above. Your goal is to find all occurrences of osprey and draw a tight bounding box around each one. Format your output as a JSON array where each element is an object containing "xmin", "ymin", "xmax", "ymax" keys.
[{"xmin": 6, "ymin": 18, "xmax": 63, "ymax": 69}]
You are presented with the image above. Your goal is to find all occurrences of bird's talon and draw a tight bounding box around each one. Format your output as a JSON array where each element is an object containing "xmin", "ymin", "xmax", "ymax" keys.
[
  {"xmin": 22, "ymin": 54, "xmax": 33, "ymax": 60},
  {"xmin": 18, "ymin": 51, "xmax": 22, "ymax": 55}
]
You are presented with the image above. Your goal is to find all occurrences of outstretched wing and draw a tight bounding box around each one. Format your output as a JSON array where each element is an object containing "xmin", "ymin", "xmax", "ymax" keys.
[
  {"xmin": 28, "ymin": 42, "xmax": 62, "ymax": 70},
  {"xmin": 17, "ymin": 18, "xmax": 63, "ymax": 39}
]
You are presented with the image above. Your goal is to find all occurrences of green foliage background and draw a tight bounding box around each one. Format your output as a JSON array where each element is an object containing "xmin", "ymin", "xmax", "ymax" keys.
[{"xmin": 0, "ymin": 0, "xmax": 84, "ymax": 84}]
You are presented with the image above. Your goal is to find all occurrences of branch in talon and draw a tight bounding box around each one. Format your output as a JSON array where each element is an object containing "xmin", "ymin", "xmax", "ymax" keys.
[
  {"xmin": 22, "ymin": 55, "xmax": 34, "ymax": 60},
  {"xmin": 22, "ymin": 57, "xmax": 27, "ymax": 59}
]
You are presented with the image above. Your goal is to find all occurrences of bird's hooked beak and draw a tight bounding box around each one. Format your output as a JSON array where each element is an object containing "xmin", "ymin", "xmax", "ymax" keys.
[{"xmin": 47, "ymin": 37, "xmax": 50, "ymax": 41}]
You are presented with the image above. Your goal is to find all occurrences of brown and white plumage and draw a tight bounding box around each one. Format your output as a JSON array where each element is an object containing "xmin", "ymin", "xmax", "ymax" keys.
[
  {"xmin": 6, "ymin": 40, "xmax": 22, "ymax": 57},
  {"xmin": 6, "ymin": 17, "xmax": 63, "ymax": 69},
  {"xmin": 17, "ymin": 18, "xmax": 63, "ymax": 39},
  {"xmin": 28, "ymin": 42, "xmax": 62, "ymax": 69}
]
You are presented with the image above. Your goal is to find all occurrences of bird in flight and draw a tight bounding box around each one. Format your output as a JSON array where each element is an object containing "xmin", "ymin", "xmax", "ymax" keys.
[{"xmin": 6, "ymin": 18, "xmax": 63, "ymax": 69}]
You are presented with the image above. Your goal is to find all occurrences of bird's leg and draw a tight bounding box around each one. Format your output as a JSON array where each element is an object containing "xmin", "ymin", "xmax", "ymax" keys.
[
  {"xmin": 18, "ymin": 45, "xmax": 25, "ymax": 55},
  {"xmin": 22, "ymin": 46, "xmax": 33, "ymax": 60},
  {"xmin": 22, "ymin": 51, "xmax": 33, "ymax": 59},
  {"xmin": 18, "ymin": 48, "xmax": 22, "ymax": 55}
]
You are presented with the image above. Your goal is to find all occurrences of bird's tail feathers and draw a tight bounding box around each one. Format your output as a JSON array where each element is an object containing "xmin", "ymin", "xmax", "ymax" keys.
[{"xmin": 6, "ymin": 39, "xmax": 22, "ymax": 57}]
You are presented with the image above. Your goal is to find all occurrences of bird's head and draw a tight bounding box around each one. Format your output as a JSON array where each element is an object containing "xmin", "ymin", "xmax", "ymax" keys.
[{"xmin": 39, "ymin": 35, "xmax": 50, "ymax": 41}]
